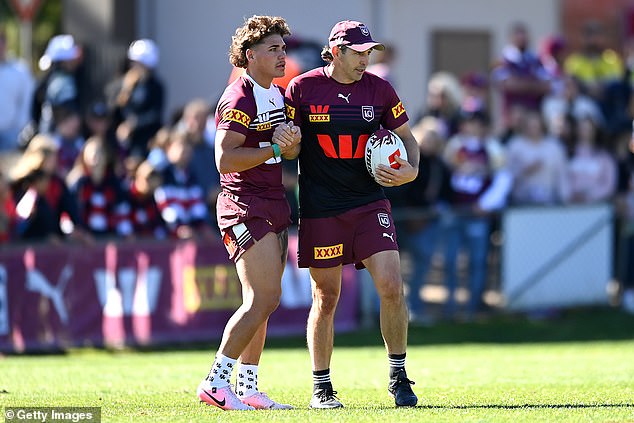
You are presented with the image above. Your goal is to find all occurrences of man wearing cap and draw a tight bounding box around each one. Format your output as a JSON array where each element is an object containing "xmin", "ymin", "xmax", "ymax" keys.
[
  {"xmin": 112, "ymin": 39, "xmax": 164, "ymax": 157},
  {"xmin": 285, "ymin": 20, "xmax": 419, "ymax": 408},
  {"xmin": 34, "ymin": 34, "xmax": 82, "ymax": 135}
]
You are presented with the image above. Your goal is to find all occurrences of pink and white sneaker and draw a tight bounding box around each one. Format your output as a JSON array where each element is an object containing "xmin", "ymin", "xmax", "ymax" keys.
[
  {"xmin": 240, "ymin": 391, "xmax": 293, "ymax": 410},
  {"xmin": 197, "ymin": 380, "xmax": 255, "ymax": 411}
]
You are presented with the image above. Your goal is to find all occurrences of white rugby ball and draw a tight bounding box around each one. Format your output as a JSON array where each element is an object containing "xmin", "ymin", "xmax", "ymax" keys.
[{"xmin": 365, "ymin": 129, "xmax": 408, "ymax": 182}]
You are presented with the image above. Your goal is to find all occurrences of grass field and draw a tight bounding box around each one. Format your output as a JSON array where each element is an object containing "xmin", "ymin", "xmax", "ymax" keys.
[{"xmin": 2, "ymin": 308, "xmax": 634, "ymax": 422}]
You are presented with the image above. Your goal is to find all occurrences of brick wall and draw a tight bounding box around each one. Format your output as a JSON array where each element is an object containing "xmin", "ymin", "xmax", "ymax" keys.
[{"xmin": 562, "ymin": 0, "xmax": 634, "ymax": 52}]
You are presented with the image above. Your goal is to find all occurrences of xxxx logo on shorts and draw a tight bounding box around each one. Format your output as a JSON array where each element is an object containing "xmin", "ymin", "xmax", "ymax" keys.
[
  {"xmin": 314, "ymin": 243, "xmax": 343, "ymax": 259},
  {"xmin": 222, "ymin": 109, "xmax": 251, "ymax": 128},
  {"xmin": 391, "ymin": 101, "xmax": 405, "ymax": 119}
]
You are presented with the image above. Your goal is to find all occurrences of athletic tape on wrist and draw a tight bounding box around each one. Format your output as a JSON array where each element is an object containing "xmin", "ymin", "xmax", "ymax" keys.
[{"xmin": 272, "ymin": 143, "xmax": 282, "ymax": 159}]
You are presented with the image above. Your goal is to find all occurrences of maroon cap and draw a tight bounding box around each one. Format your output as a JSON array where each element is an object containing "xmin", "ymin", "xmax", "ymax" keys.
[{"xmin": 328, "ymin": 20, "xmax": 385, "ymax": 52}]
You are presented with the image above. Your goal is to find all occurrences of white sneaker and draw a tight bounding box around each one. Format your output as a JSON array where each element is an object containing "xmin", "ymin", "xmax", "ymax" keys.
[
  {"xmin": 240, "ymin": 391, "xmax": 293, "ymax": 409},
  {"xmin": 197, "ymin": 380, "xmax": 255, "ymax": 411},
  {"xmin": 309, "ymin": 388, "xmax": 344, "ymax": 409}
]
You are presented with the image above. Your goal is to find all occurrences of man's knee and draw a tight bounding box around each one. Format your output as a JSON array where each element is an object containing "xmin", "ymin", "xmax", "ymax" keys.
[
  {"xmin": 249, "ymin": 288, "xmax": 281, "ymax": 317},
  {"xmin": 375, "ymin": 274, "xmax": 404, "ymax": 303},
  {"xmin": 312, "ymin": 287, "xmax": 340, "ymax": 315}
]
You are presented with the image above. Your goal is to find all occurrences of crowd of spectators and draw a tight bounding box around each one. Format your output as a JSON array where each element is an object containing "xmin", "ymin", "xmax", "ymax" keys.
[
  {"xmin": 0, "ymin": 29, "xmax": 218, "ymax": 246},
  {"xmin": 2, "ymin": 19, "xmax": 634, "ymax": 318},
  {"xmin": 386, "ymin": 20, "xmax": 634, "ymax": 321}
]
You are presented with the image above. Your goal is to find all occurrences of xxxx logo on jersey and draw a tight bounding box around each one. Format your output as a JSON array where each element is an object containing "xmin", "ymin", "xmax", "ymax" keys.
[
  {"xmin": 256, "ymin": 122, "xmax": 272, "ymax": 131},
  {"xmin": 222, "ymin": 109, "xmax": 251, "ymax": 128},
  {"xmin": 309, "ymin": 105, "xmax": 330, "ymax": 123},
  {"xmin": 391, "ymin": 102, "xmax": 405, "ymax": 119},
  {"xmin": 285, "ymin": 104, "xmax": 295, "ymax": 120},
  {"xmin": 314, "ymin": 243, "xmax": 343, "ymax": 259}
]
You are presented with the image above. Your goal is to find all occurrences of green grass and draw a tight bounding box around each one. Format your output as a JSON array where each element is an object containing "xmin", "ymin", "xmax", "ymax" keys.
[{"xmin": 2, "ymin": 308, "xmax": 634, "ymax": 422}]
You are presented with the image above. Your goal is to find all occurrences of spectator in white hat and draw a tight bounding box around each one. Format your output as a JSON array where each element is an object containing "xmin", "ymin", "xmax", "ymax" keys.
[
  {"xmin": 32, "ymin": 34, "xmax": 83, "ymax": 135},
  {"xmin": 112, "ymin": 39, "xmax": 165, "ymax": 157}
]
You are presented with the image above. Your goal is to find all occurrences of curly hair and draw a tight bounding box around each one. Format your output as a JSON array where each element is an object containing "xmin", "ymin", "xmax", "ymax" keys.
[{"xmin": 229, "ymin": 15, "xmax": 291, "ymax": 68}]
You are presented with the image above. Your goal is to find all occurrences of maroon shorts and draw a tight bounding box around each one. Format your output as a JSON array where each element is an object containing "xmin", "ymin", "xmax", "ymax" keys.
[
  {"xmin": 217, "ymin": 191, "xmax": 291, "ymax": 262},
  {"xmin": 298, "ymin": 199, "xmax": 398, "ymax": 269}
]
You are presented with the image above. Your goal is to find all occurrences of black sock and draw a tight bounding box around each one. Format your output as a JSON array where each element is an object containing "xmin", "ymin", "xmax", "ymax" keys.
[
  {"xmin": 388, "ymin": 353, "xmax": 406, "ymax": 379},
  {"xmin": 312, "ymin": 368, "xmax": 332, "ymax": 391}
]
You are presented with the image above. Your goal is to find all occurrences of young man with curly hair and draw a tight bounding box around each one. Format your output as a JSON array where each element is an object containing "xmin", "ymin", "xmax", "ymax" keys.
[{"xmin": 196, "ymin": 15, "xmax": 300, "ymax": 411}]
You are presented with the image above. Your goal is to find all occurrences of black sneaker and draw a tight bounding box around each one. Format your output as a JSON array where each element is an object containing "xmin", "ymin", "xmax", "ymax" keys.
[
  {"xmin": 388, "ymin": 370, "xmax": 418, "ymax": 407},
  {"xmin": 309, "ymin": 387, "xmax": 344, "ymax": 409}
]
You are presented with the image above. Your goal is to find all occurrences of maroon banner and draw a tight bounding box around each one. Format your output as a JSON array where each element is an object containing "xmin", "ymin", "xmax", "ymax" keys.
[{"xmin": 0, "ymin": 236, "xmax": 359, "ymax": 352}]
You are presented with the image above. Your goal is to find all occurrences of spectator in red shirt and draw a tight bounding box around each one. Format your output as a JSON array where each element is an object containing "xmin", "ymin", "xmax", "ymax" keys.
[
  {"xmin": 68, "ymin": 136, "xmax": 132, "ymax": 238},
  {"xmin": 126, "ymin": 159, "xmax": 166, "ymax": 239}
]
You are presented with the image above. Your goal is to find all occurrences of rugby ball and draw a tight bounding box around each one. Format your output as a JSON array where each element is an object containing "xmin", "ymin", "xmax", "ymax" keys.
[{"xmin": 365, "ymin": 129, "xmax": 408, "ymax": 181}]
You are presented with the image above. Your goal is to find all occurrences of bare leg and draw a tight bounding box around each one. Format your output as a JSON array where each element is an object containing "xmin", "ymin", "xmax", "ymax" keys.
[
  {"xmin": 307, "ymin": 266, "xmax": 342, "ymax": 371},
  {"xmin": 239, "ymin": 229, "xmax": 287, "ymax": 364},
  {"xmin": 217, "ymin": 232, "xmax": 284, "ymax": 359},
  {"xmin": 363, "ymin": 250, "xmax": 407, "ymax": 354}
]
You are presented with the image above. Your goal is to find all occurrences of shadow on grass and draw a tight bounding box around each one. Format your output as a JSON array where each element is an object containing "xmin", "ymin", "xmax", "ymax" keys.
[
  {"xmin": 5, "ymin": 307, "xmax": 634, "ymax": 355},
  {"xmin": 325, "ymin": 402, "xmax": 634, "ymax": 411},
  {"xmin": 350, "ymin": 306, "xmax": 634, "ymax": 348},
  {"xmin": 418, "ymin": 403, "xmax": 634, "ymax": 410},
  {"xmin": 122, "ymin": 306, "xmax": 634, "ymax": 353}
]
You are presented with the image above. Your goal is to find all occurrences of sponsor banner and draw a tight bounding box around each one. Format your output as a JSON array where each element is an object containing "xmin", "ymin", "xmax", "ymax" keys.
[{"xmin": 0, "ymin": 236, "xmax": 359, "ymax": 352}]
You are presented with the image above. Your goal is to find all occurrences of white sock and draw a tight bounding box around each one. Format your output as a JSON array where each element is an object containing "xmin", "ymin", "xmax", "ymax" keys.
[
  {"xmin": 236, "ymin": 363, "xmax": 258, "ymax": 398},
  {"xmin": 206, "ymin": 353, "xmax": 237, "ymax": 388}
]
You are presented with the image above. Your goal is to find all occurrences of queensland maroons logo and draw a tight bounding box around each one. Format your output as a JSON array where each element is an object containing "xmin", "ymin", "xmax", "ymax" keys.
[
  {"xmin": 377, "ymin": 213, "xmax": 390, "ymax": 228},
  {"xmin": 362, "ymin": 106, "xmax": 374, "ymax": 122}
]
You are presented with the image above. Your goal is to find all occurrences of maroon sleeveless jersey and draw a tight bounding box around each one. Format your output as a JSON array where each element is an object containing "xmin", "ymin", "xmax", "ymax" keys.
[
  {"xmin": 215, "ymin": 74, "xmax": 287, "ymax": 199},
  {"xmin": 285, "ymin": 67, "xmax": 409, "ymax": 218}
]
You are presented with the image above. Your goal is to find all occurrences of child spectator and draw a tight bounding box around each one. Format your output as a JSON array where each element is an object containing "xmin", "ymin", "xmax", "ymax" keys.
[
  {"xmin": 126, "ymin": 160, "xmax": 166, "ymax": 239},
  {"xmin": 154, "ymin": 130, "xmax": 214, "ymax": 239},
  {"xmin": 10, "ymin": 134, "xmax": 90, "ymax": 243},
  {"xmin": 69, "ymin": 137, "xmax": 132, "ymax": 238},
  {"xmin": 51, "ymin": 107, "xmax": 84, "ymax": 178}
]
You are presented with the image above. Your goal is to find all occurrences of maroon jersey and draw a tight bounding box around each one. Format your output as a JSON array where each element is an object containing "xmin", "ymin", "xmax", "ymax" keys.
[
  {"xmin": 285, "ymin": 67, "xmax": 409, "ymax": 218},
  {"xmin": 215, "ymin": 74, "xmax": 286, "ymax": 200}
]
